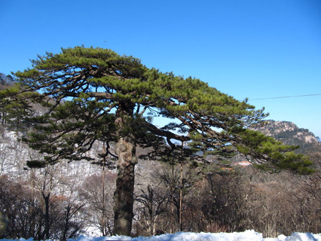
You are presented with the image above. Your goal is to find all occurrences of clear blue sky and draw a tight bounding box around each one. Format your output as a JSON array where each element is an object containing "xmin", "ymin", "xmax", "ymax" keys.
[{"xmin": 1, "ymin": 0, "xmax": 321, "ymax": 137}]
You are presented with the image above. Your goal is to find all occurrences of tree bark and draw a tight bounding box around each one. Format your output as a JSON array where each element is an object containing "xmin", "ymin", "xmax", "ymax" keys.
[
  {"xmin": 113, "ymin": 137, "xmax": 137, "ymax": 236},
  {"xmin": 42, "ymin": 192, "xmax": 50, "ymax": 240}
]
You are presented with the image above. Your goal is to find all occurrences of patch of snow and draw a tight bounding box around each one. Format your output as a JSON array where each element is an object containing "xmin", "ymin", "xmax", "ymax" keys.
[{"xmin": 1, "ymin": 230, "xmax": 321, "ymax": 241}]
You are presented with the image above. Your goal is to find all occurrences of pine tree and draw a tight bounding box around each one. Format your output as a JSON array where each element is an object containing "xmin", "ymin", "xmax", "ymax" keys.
[{"xmin": 0, "ymin": 46, "xmax": 313, "ymax": 236}]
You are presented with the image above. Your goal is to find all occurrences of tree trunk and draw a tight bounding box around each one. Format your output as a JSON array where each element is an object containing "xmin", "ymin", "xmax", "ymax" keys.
[
  {"xmin": 62, "ymin": 205, "xmax": 71, "ymax": 241},
  {"xmin": 42, "ymin": 192, "xmax": 50, "ymax": 240},
  {"xmin": 113, "ymin": 137, "xmax": 137, "ymax": 236},
  {"xmin": 170, "ymin": 164, "xmax": 174, "ymax": 233}
]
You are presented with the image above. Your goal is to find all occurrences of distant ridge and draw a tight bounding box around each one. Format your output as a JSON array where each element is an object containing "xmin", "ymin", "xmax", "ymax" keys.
[
  {"xmin": 251, "ymin": 120, "xmax": 321, "ymax": 159},
  {"xmin": 252, "ymin": 120, "xmax": 319, "ymax": 145}
]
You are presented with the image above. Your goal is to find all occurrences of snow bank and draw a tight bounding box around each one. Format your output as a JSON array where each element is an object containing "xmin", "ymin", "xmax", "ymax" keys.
[{"xmin": 1, "ymin": 230, "xmax": 321, "ymax": 241}]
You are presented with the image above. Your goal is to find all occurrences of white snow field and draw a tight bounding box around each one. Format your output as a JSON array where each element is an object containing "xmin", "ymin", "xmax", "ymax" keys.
[{"xmin": 1, "ymin": 230, "xmax": 321, "ymax": 241}]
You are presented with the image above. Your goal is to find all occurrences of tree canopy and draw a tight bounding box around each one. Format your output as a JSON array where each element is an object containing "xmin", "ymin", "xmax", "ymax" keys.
[{"xmin": 0, "ymin": 46, "xmax": 313, "ymax": 235}]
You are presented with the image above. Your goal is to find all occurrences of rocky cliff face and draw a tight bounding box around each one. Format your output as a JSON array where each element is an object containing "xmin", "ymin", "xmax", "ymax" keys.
[{"xmin": 252, "ymin": 120, "xmax": 319, "ymax": 146}]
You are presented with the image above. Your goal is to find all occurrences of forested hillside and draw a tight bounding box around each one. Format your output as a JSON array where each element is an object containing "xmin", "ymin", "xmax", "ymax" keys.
[{"xmin": 0, "ymin": 63, "xmax": 320, "ymax": 240}]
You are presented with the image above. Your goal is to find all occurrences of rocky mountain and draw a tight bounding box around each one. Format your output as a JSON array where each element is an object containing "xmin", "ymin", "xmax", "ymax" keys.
[
  {"xmin": 253, "ymin": 120, "xmax": 319, "ymax": 144},
  {"xmin": 246, "ymin": 120, "xmax": 321, "ymax": 169},
  {"xmin": 251, "ymin": 120, "xmax": 321, "ymax": 155}
]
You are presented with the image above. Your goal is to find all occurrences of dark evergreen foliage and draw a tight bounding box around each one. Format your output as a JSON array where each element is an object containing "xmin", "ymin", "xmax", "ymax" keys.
[{"xmin": 0, "ymin": 46, "xmax": 313, "ymax": 235}]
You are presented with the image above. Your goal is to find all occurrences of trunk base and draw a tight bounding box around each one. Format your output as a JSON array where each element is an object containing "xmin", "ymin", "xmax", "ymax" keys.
[{"xmin": 113, "ymin": 137, "xmax": 137, "ymax": 236}]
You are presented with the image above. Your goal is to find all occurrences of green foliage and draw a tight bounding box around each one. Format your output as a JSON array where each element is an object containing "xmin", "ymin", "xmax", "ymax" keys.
[
  {"xmin": 0, "ymin": 83, "xmax": 39, "ymax": 130},
  {"xmin": 0, "ymin": 46, "xmax": 313, "ymax": 174},
  {"xmin": 235, "ymin": 129, "xmax": 314, "ymax": 174}
]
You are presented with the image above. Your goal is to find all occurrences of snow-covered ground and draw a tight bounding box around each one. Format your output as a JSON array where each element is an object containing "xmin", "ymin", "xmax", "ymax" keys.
[{"xmin": 1, "ymin": 230, "xmax": 321, "ymax": 241}]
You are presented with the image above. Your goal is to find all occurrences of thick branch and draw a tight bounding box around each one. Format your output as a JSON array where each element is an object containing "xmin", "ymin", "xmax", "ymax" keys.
[{"xmin": 144, "ymin": 121, "xmax": 190, "ymax": 143}]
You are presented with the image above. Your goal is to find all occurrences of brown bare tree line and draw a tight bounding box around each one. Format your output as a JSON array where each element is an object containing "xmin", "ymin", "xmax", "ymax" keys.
[{"xmin": 1, "ymin": 151, "xmax": 321, "ymax": 238}]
